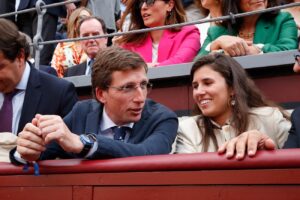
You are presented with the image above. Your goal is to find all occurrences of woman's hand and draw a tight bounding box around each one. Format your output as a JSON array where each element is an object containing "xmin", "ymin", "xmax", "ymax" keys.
[
  {"xmin": 247, "ymin": 44, "xmax": 263, "ymax": 55},
  {"xmin": 211, "ymin": 35, "xmax": 250, "ymax": 57},
  {"xmin": 218, "ymin": 130, "xmax": 276, "ymax": 160}
]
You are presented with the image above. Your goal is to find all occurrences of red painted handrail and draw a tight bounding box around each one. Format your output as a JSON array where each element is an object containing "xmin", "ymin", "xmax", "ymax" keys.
[{"xmin": 1, "ymin": 149, "xmax": 300, "ymax": 175}]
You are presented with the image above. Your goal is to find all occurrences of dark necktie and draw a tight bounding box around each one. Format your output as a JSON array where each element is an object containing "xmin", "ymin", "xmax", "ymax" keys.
[
  {"xmin": 112, "ymin": 126, "xmax": 129, "ymax": 141},
  {"xmin": 0, "ymin": 90, "xmax": 19, "ymax": 132},
  {"xmin": 87, "ymin": 59, "xmax": 94, "ymax": 75}
]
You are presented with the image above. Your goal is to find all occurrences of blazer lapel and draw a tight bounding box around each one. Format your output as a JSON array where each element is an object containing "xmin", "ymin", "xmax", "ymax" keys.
[
  {"xmin": 18, "ymin": 67, "xmax": 42, "ymax": 133},
  {"xmin": 158, "ymin": 30, "xmax": 175, "ymax": 62},
  {"xmin": 85, "ymin": 102, "xmax": 103, "ymax": 134},
  {"xmin": 254, "ymin": 17, "xmax": 270, "ymax": 43},
  {"xmin": 136, "ymin": 35, "xmax": 153, "ymax": 63},
  {"xmin": 78, "ymin": 62, "xmax": 87, "ymax": 75}
]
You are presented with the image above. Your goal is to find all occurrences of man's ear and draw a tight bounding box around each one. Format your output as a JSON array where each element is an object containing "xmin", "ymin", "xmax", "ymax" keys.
[
  {"xmin": 95, "ymin": 87, "xmax": 107, "ymax": 104},
  {"xmin": 17, "ymin": 49, "xmax": 25, "ymax": 63}
]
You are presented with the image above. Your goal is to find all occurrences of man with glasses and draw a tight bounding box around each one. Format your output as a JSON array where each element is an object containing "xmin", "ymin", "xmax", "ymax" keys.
[
  {"xmin": 284, "ymin": 37, "xmax": 300, "ymax": 148},
  {"xmin": 11, "ymin": 47, "xmax": 178, "ymax": 163}
]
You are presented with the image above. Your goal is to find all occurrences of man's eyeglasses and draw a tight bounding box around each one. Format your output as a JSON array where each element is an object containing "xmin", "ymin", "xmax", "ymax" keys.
[
  {"xmin": 108, "ymin": 81, "xmax": 153, "ymax": 94},
  {"xmin": 139, "ymin": 0, "xmax": 167, "ymax": 9},
  {"xmin": 295, "ymin": 53, "xmax": 300, "ymax": 65}
]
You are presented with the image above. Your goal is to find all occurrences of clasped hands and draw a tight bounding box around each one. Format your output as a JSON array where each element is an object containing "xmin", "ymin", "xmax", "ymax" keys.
[
  {"xmin": 218, "ymin": 129, "xmax": 276, "ymax": 160},
  {"xmin": 211, "ymin": 35, "xmax": 261, "ymax": 57},
  {"xmin": 17, "ymin": 114, "xmax": 82, "ymax": 161}
]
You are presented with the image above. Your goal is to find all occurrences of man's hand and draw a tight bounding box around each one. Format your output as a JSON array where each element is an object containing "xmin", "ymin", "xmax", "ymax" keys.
[
  {"xmin": 218, "ymin": 130, "xmax": 276, "ymax": 160},
  {"xmin": 17, "ymin": 118, "xmax": 46, "ymax": 161},
  {"xmin": 36, "ymin": 114, "xmax": 83, "ymax": 153}
]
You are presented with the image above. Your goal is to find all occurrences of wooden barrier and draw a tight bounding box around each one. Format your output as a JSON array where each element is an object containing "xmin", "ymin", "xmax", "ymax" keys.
[
  {"xmin": 1, "ymin": 149, "xmax": 300, "ymax": 200},
  {"xmin": 65, "ymin": 50, "xmax": 300, "ymax": 116}
]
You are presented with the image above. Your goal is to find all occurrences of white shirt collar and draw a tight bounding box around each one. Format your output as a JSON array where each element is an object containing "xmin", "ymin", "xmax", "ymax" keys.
[
  {"xmin": 85, "ymin": 57, "xmax": 94, "ymax": 75},
  {"xmin": 100, "ymin": 107, "xmax": 134, "ymax": 131},
  {"xmin": 16, "ymin": 62, "xmax": 30, "ymax": 91}
]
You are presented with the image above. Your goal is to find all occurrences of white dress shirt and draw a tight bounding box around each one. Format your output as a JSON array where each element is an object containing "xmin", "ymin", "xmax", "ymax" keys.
[{"xmin": 0, "ymin": 62, "xmax": 30, "ymax": 135}]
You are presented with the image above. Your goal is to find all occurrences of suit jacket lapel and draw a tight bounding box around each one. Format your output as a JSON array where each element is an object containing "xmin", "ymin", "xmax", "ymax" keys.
[
  {"xmin": 77, "ymin": 62, "xmax": 87, "ymax": 75},
  {"xmin": 18, "ymin": 67, "xmax": 42, "ymax": 133},
  {"xmin": 85, "ymin": 102, "xmax": 103, "ymax": 134}
]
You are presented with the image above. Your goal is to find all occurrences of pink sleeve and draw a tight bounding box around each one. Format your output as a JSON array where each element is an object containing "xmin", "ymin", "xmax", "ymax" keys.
[{"xmin": 159, "ymin": 26, "xmax": 200, "ymax": 66}]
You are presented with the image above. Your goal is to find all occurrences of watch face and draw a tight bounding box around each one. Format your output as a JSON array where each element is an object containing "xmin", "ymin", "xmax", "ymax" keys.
[{"xmin": 81, "ymin": 135, "xmax": 91, "ymax": 143}]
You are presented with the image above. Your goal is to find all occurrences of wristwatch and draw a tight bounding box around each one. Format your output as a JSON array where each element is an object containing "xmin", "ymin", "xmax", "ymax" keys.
[{"xmin": 78, "ymin": 134, "xmax": 97, "ymax": 157}]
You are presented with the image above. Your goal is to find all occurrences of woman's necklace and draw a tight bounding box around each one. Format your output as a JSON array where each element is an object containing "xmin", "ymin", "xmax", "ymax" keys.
[{"xmin": 238, "ymin": 31, "xmax": 254, "ymax": 40}]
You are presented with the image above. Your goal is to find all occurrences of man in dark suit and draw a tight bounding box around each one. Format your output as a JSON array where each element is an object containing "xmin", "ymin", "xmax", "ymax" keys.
[
  {"xmin": 284, "ymin": 37, "xmax": 300, "ymax": 148},
  {"xmin": 13, "ymin": 47, "xmax": 178, "ymax": 162},
  {"xmin": 0, "ymin": 19, "xmax": 78, "ymax": 134},
  {"xmin": 65, "ymin": 16, "xmax": 108, "ymax": 77},
  {"xmin": 14, "ymin": 0, "xmax": 76, "ymax": 65}
]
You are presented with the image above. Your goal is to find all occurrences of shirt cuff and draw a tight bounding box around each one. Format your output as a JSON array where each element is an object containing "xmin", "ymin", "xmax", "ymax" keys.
[
  {"xmin": 205, "ymin": 43, "xmax": 211, "ymax": 52},
  {"xmin": 14, "ymin": 151, "xmax": 28, "ymax": 165},
  {"xmin": 255, "ymin": 43, "xmax": 264, "ymax": 54}
]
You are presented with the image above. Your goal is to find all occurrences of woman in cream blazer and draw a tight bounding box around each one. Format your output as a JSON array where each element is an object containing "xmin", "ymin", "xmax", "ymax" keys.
[{"xmin": 174, "ymin": 53, "xmax": 291, "ymax": 155}]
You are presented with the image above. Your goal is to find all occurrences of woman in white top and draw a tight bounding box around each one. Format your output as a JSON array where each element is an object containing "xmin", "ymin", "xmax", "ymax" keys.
[
  {"xmin": 174, "ymin": 53, "xmax": 291, "ymax": 158},
  {"xmin": 195, "ymin": 0, "xmax": 222, "ymax": 45}
]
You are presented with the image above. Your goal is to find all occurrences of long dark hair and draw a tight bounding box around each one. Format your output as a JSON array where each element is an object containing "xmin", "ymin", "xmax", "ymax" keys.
[
  {"xmin": 117, "ymin": 0, "xmax": 186, "ymax": 45},
  {"xmin": 221, "ymin": 0, "xmax": 280, "ymax": 33},
  {"xmin": 191, "ymin": 53, "xmax": 289, "ymax": 151}
]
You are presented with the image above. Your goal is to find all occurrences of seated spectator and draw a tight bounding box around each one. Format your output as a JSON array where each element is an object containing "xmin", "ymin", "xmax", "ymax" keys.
[
  {"xmin": 51, "ymin": 7, "xmax": 92, "ymax": 77},
  {"xmin": 174, "ymin": 53, "xmax": 291, "ymax": 160},
  {"xmin": 65, "ymin": 17, "xmax": 108, "ymax": 77},
  {"xmin": 116, "ymin": 0, "xmax": 200, "ymax": 67},
  {"xmin": 194, "ymin": 0, "xmax": 222, "ymax": 46},
  {"xmin": 0, "ymin": 19, "xmax": 78, "ymax": 135},
  {"xmin": 198, "ymin": 0, "xmax": 298, "ymax": 56},
  {"xmin": 284, "ymin": 37, "xmax": 300, "ymax": 148},
  {"xmin": 283, "ymin": 0, "xmax": 300, "ymax": 35},
  {"xmin": 81, "ymin": 0, "xmax": 121, "ymax": 46},
  {"xmin": 11, "ymin": 47, "xmax": 178, "ymax": 163}
]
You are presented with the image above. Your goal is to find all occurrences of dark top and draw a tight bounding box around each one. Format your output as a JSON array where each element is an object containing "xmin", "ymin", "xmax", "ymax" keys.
[
  {"xmin": 37, "ymin": 99, "xmax": 178, "ymax": 160},
  {"xmin": 17, "ymin": 65, "xmax": 78, "ymax": 133},
  {"xmin": 284, "ymin": 108, "xmax": 300, "ymax": 148}
]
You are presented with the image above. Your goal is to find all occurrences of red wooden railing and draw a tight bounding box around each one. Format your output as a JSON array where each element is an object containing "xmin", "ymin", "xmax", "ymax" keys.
[{"xmin": 1, "ymin": 149, "xmax": 300, "ymax": 200}]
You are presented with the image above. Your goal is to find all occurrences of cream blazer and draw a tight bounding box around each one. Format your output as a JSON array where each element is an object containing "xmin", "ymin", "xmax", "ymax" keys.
[
  {"xmin": 0, "ymin": 132, "xmax": 17, "ymax": 162},
  {"xmin": 174, "ymin": 107, "xmax": 291, "ymax": 153}
]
